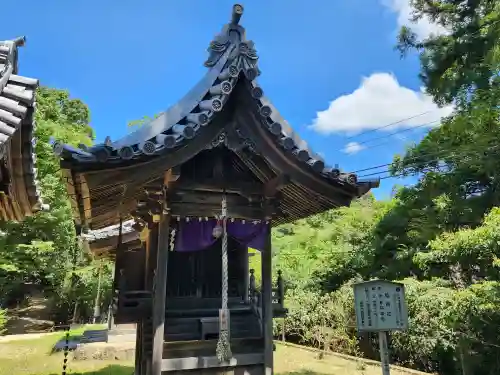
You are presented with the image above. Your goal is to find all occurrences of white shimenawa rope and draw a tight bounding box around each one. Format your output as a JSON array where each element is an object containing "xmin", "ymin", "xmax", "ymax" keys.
[
  {"xmin": 216, "ymin": 194, "xmax": 232, "ymax": 362},
  {"xmin": 169, "ymin": 227, "xmax": 176, "ymax": 251}
]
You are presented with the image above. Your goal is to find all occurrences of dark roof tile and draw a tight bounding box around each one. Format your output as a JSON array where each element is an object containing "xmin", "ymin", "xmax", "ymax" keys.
[{"xmin": 0, "ymin": 37, "xmax": 45, "ymax": 220}]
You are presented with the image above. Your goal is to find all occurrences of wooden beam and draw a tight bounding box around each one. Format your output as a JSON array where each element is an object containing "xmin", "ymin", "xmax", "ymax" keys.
[
  {"xmin": 170, "ymin": 191, "xmax": 251, "ymax": 206},
  {"xmin": 169, "ymin": 202, "xmax": 264, "ymax": 220},
  {"xmin": 175, "ymin": 177, "xmax": 264, "ymax": 197},
  {"xmin": 88, "ymin": 231, "xmax": 140, "ymax": 252},
  {"xmin": 90, "ymin": 239, "xmax": 142, "ymax": 259},
  {"xmin": 235, "ymin": 93, "xmax": 355, "ymax": 203},
  {"xmin": 161, "ymin": 353, "xmax": 264, "ymax": 371},
  {"xmin": 264, "ymin": 174, "xmax": 290, "ymax": 198},
  {"xmin": 261, "ymin": 223, "xmax": 274, "ymax": 375},
  {"xmin": 151, "ymin": 207, "xmax": 170, "ymax": 375},
  {"xmin": 163, "ymin": 168, "xmax": 180, "ymax": 190},
  {"xmin": 171, "ymin": 165, "xmax": 181, "ymax": 181}
]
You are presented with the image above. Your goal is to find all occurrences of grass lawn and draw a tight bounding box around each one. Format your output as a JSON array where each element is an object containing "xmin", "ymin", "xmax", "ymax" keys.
[{"xmin": 0, "ymin": 330, "xmax": 421, "ymax": 375}]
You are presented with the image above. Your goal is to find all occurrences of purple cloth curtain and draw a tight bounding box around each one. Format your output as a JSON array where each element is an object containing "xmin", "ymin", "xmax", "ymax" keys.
[{"xmin": 173, "ymin": 219, "xmax": 269, "ymax": 252}]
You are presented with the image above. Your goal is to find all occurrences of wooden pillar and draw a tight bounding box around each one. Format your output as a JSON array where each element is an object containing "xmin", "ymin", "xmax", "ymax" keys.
[
  {"xmin": 108, "ymin": 262, "xmax": 116, "ymax": 330},
  {"xmin": 243, "ymin": 249, "xmax": 250, "ymax": 302},
  {"xmin": 107, "ymin": 306, "xmax": 113, "ymax": 330},
  {"xmin": 135, "ymin": 323, "xmax": 143, "ymax": 375},
  {"xmin": 261, "ymin": 222, "xmax": 273, "ymax": 375},
  {"xmin": 144, "ymin": 223, "xmax": 159, "ymax": 375},
  {"xmin": 151, "ymin": 210, "xmax": 170, "ymax": 375}
]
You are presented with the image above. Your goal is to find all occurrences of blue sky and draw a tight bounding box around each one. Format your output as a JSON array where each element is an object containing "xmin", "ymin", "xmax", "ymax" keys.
[{"xmin": 0, "ymin": 0, "xmax": 451, "ymax": 199}]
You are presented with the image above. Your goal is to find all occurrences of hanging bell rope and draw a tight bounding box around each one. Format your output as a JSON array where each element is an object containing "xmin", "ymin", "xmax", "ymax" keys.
[{"xmin": 216, "ymin": 194, "xmax": 232, "ymax": 362}]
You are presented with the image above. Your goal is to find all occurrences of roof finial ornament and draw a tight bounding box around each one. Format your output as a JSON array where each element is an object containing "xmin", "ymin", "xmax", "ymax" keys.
[
  {"xmin": 204, "ymin": 4, "xmax": 251, "ymax": 68},
  {"xmin": 231, "ymin": 4, "xmax": 244, "ymax": 25},
  {"xmin": 12, "ymin": 36, "xmax": 26, "ymax": 47}
]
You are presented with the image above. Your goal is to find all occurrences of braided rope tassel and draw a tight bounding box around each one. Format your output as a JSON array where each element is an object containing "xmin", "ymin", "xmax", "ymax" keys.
[{"xmin": 216, "ymin": 194, "xmax": 232, "ymax": 362}]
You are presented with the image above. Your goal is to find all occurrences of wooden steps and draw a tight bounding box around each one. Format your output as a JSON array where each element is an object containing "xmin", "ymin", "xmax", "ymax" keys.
[
  {"xmin": 161, "ymin": 353, "xmax": 264, "ymax": 372},
  {"xmin": 162, "ymin": 337, "xmax": 263, "ymax": 359},
  {"xmin": 164, "ymin": 310, "xmax": 261, "ymax": 342}
]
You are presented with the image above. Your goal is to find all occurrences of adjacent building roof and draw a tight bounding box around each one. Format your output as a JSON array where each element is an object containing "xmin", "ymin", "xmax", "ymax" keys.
[
  {"xmin": 0, "ymin": 37, "xmax": 43, "ymax": 221},
  {"xmin": 82, "ymin": 219, "xmax": 140, "ymax": 258},
  {"xmin": 53, "ymin": 4, "xmax": 378, "ymax": 230}
]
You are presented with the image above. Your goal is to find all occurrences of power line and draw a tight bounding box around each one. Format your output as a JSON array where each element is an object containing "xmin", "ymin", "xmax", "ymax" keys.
[
  {"xmin": 349, "ymin": 17, "xmax": 500, "ymax": 181},
  {"xmin": 344, "ymin": 110, "xmax": 437, "ymax": 140},
  {"xmin": 352, "ymin": 132, "xmax": 499, "ymax": 174},
  {"xmin": 341, "ymin": 120, "xmax": 439, "ymax": 153},
  {"xmin": 341, "ymin": 17, "xmax": 500, "ymax": 142},
  {"xmin": 358, "ymin": 142, "xmax": 500, "ymax": 180}
]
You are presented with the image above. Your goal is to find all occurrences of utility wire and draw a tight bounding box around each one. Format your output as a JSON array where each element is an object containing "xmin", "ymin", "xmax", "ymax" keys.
[
  {"xmin": 357, "ymin": 142, "xmax": 500, "ymax": 180},
  {"xmin": 361, "ymin": 146, "xmax": 497, "ymax": 178},
  {"xmin": 344, "ymin": 110, "xmax": 437, "ymax": 140},
  {"xmin": 352, "ymin": 132, "xmax": 500, "ymax": 174},
  {"xmin": 341, "ymin": 120, "xmax": 440, "ymax": 153},
  {"xmin": 340, "ymin": 17, "xmax": 500, "ymax": 159}
]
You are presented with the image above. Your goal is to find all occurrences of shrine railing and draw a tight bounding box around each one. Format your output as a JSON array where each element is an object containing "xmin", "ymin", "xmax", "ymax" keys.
[
  {"xmin": 248, "ymin": 269, "xmax": 288, "ymax": 319},
  {"xmin": 112, "ymin": 270, "xmax": 152, "ymax": 323}
]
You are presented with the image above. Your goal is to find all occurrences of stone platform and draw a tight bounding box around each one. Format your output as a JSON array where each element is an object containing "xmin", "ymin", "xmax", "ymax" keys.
[
  {"xmin": 73, "ymin": 341, "xmax": 136, "ymax": 361},
  {"xmin": 107, "ymin": 323, "xmax": 137, "ymax": 343},
  {"xmin": 71, "ymin": 324, "xmax": 137, "ymax": 361}
]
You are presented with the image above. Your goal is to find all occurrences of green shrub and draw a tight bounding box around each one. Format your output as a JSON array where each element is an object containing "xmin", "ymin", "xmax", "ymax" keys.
[{"xmin": 282, "ymin": 283, "xmax": 360, "ymax": 355}]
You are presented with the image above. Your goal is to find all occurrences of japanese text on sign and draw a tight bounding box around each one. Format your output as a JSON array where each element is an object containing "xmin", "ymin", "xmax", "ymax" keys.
[{"xmin": 353, "ymin": 280, "xmax": 408, "ymax": 332}]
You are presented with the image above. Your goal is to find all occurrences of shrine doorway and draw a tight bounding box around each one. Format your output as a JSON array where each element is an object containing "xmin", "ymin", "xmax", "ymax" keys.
[{"xmin": 166, "ymin": 237, "xmax": 248, "ymax": 308}]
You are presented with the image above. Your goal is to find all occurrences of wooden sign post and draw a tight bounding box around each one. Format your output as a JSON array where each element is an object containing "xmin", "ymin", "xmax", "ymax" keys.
[{"xmin": 353, "ymin": 280, "xmax": 409, "ymax": 375}]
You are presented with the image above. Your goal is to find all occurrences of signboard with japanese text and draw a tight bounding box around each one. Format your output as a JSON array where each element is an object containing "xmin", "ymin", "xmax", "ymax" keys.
[{"xmin": 353, "ymin": 280, "xmax": 409, "ymax": 332}]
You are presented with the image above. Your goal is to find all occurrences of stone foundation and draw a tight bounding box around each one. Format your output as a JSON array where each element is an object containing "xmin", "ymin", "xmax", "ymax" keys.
[
  {"xmin": 73, "ymin": 324, "xmax": 138, "ymax": 361},
  {"xmin": 107, "ymin": 323, "xmax": 137, "ymax": 343},
  {"xmin": 73, "ymin": 341, "xmax": 136, "ymax": 361}
]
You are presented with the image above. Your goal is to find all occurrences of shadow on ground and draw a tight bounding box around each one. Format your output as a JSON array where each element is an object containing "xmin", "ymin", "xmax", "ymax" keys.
[
  {"xmin": 44, "ymin": 368, "xmax": 329, "ymax": 375},
  {"xmin": 47, "ymin": 364, "xmax": 134, "ymax": 375},
  {"xmin": 50, "ymin": 333, "xmax": 83, "ymax": 353}
]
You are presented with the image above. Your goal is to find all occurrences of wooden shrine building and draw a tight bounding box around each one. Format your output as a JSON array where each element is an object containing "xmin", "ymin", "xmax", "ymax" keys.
[
  {"xmin": 0, "ymin": 36, "xmax": 44, "ymax": 221},
  {"xmin": 53, "ymin": 5, "xmax": 378, "ymax": 375}
]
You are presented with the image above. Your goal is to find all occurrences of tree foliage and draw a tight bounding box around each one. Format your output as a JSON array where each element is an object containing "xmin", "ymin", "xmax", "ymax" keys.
[
  {"xmin": 273, "ymin": 4, "xmax": 500, "ymax": 374},
  {"xmin": 0, "ymin": 87, "xmax": 111, "ymax": 324},
  {"xmin": 0, "ymin": 2, "xmax": 498, "ymax": 374},
  {"xmin": 397, "ymin": 0, "xmax": 500, "ymax": 105}
]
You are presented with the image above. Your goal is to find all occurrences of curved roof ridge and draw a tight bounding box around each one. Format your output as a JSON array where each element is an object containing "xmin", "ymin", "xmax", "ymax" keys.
[
  {"xmin": 53, "ymin": 4, "xmax": 259, "ymax": 167},
  {"xmin": 108, "ymin": 48, "xmax": 234, "ymax": 152},
  {"xmin": 51, "ymin": 4, "xmax": 378, "ymax": 228},
  {"xmin": 0, "ymin": 36, "xmax": 46, "ymax": 219}
]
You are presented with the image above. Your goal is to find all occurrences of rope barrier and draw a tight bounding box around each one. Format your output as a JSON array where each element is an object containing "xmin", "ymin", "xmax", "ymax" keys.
[{"xmin": 216, "ymin": 194, "xmax": 232, "ymax": 362}]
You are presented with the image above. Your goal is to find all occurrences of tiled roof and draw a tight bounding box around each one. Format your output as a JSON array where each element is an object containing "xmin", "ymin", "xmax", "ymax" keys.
[
  {"xmin": 82, "ymin": 219, "xmax": 136, "ymax": 242},
  {"xmin": 52, "ymin": 5, "xmax": 374, "ymax": 188},
  {"xmin": 52, "ymin": 5, "xmax": 378, "ymax": 229},
  {"xmin": 0, "ymin": 37, "xmax": 45, "ymax": 220}
]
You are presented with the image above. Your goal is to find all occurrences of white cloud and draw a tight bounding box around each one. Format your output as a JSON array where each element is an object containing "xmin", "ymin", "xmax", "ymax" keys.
[
  {"xmin": 381, "ymin": 0, "xmax": 448, "ymax": 39},
  {"xmin": 342, "ymin": 142, "xmax": 366, "ymax": 155},
  {"xmin": 310, "ymin": 72, "xmax": 453, "ymax": 135}
]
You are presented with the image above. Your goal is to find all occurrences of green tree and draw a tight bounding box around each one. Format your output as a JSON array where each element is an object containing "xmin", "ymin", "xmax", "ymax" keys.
[
  {"xmin": 0, "ymin": 87, "xmax": 102, "ymax": 323},
  {"xmin": 397, "ymin": 0, "xmax": 500, "ymax": 105}
]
